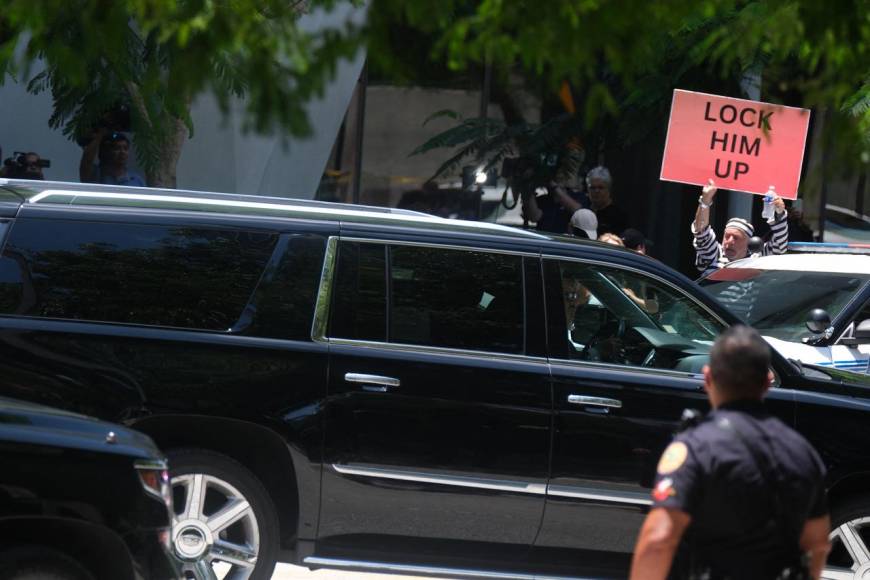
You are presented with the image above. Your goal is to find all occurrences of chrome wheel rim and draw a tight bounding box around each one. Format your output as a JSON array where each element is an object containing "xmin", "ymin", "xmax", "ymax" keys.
[
  {"xmin": 171, "ymin": 473, "xmax": 260, "ymax": 580},
  {"xmin": 824, "ymin": 516, "xmax": 870, "ymax": 579}
]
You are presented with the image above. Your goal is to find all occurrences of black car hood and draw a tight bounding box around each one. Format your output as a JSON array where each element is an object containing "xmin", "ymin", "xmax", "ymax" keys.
[{"xmin": 0, "ymin": 396, "xmax": 161, "ymax": 459}]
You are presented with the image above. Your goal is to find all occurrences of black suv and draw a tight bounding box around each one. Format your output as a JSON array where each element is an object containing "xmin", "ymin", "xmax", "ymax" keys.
[
  {"xmin": 0, "ymin": 396, "xmax": 178, "ymax": 579},
  {"xmin": 0, "ymin": 179, "xmax": 868, "ymax": 579}
]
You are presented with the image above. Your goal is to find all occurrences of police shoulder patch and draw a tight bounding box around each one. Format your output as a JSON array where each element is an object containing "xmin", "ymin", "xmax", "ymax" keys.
[
  {"xmin": 652, "ymin": 477, "xmax": 676, "ymax": 502},
  {"xmin": 657, "ymin": 441, "xmax": 688, "ymax": 474}
]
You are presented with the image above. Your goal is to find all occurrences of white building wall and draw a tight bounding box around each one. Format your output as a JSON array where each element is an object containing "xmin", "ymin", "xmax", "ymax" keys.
[{"xmin": 0, "ymin": 3, "xmax": 366, "ymax": 199}]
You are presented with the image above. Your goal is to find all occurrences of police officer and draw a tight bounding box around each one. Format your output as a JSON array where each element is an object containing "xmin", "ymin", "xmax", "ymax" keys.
[{"xmin": 629, "ymin": 325, "xmax": 831, "ymax": 579}]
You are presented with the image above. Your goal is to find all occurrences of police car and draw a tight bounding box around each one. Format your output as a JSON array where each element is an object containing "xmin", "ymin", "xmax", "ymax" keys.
[{"xmin": 700, "ymin": 242, "xmax": 870, "ymax": 373}]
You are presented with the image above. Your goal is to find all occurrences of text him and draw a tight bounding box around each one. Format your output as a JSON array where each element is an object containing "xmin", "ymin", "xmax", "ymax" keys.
[{"xmin": 704, "ymin": 101, "xmax": 773, "ymax": 181}]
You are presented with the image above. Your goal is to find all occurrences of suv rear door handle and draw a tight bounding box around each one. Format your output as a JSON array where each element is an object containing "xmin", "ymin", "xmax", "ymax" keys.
[
  {"xmin": 344, "ymin": 373, "xmax": 401, "ymax": 393},
  {"xmin": 567, "ymin": 395, "xmax": 622, "ymax": 409}
]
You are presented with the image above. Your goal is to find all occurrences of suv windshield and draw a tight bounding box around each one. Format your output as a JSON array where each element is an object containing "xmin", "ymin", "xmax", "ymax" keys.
[{"xmin": 701, "ymin": 269, "xmax": 870, "ymax": 341}]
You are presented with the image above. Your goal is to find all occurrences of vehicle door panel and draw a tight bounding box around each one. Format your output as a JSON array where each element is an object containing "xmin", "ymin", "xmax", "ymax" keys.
[
  {"xmin": 533, "ymin": 257, "xmax": 796, "ymax": 571},
  {"xmin": 317, "ymin": 242, "xmax": 550, "ymax": 565}
]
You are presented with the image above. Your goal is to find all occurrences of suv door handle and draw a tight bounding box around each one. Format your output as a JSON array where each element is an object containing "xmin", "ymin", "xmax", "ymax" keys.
[
  {"xmin": 344, "ymin": 373, "xmax": 401, "ymax": 393},
  {"xmin": 567, "ymin": 395, "xmax": 622, "ymax": 409}
]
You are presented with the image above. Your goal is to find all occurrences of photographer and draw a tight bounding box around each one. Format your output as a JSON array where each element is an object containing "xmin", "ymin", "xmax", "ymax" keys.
[
  {"xmin": 80, "ymin": 128, "xmax": 145, "ymax": 186},
  {"xmin": 586, "ymin": 166, "xmax": 628, "ymax": 236},
  {"xmin": 2, "ymin": 151, "xmax": 49, "ymax": 180},
  {"xmin": 522, "ymin": 181, "xmax": 585, "ymax": 233}
]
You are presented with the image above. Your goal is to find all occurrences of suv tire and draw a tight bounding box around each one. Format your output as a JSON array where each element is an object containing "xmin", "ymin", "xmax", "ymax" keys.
[
  {"xmin": 0, "ymin": 545, "xmax": 95, "ymax": 580},
  {"xmin": 168, "ymin": 448, "xmax": 279, "ymax": 580},
  {"xmin": 826, "ymin": 494, "xmax": 870, "ymax": 577}
]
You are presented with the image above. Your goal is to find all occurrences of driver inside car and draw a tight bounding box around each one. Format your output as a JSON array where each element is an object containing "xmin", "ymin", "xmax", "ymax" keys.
[
  {"xmin": 563, "ymin": 276, "xmax": 623, "ymax": 362},
  {"xmin": 562, "ymin": 272, "xmax": 640, "ymax": 365},
  {"xmin": 564, "ymin": 277, "xmax": 592, "ymax": 352}
]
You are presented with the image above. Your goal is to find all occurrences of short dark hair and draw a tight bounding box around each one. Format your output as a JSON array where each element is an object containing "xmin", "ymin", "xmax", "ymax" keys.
[
  {"xmin": 105, "ymin": 131, "xmax": 130, "ymax": 144},
  {"xmin": 621, "ymin": 228, "xmax": 649, "ymax": 250},
  {"xmin": 709, "ymin": 325, "xmax": 770, "ymax": 398}
]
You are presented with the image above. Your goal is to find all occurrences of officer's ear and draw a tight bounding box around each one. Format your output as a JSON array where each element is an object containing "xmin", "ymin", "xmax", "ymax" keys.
[
  {"xmin": 702, "ymin": 365, "xmax": 713, "ymax": 394},
  {"xmin": 762, "ymin": 370, "xmax": 774, "ymax": 396}
]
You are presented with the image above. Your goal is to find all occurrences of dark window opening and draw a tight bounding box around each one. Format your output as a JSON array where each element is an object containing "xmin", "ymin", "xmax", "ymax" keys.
[
  {"xmin": 388, "ymin": 246, "xmax": 524, "ymax": 353},
  {"xmin": 0, "ymin": 219, "xmax": 277, "ymax": 331},
  {"xmin": 330, "ymin": 241, "xmax": 387, "ymax": 342},
  {"xmin": 249, "ymin": 234, "xmax": 327, "ymax": 340}
]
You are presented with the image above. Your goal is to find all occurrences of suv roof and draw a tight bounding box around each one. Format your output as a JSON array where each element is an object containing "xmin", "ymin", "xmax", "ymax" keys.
[{"xmin": 0, "ymin": 178, "xmax": 549, "ymax": 241}]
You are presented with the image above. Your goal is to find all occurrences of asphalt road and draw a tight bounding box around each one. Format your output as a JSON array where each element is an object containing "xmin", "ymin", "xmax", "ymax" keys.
[{"xmin": 272, "ymin": 564, "xmax": 425, "ymax": 579}]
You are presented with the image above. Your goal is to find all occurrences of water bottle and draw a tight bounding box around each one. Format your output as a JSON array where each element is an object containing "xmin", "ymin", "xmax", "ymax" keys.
[{"xmin": 762, "ymin": 186, "xmax": 775, "ymax": 220}]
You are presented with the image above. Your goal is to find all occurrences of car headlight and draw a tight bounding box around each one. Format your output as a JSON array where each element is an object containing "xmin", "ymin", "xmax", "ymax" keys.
[{"xmin": 135, "ymin": 458, "xmax": 173, "ymax": 550}]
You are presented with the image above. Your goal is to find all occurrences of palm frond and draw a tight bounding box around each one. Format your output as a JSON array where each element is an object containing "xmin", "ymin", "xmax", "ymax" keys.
[
  {"xmin": 422, "ymin": 109, "xmax": 462, "ymax": 126},
  {"xmin": 411, "ymin": 117, "xmax": 507, "ymax": 156},
  {"xmin": 843, "ymin": 81, "xmax": 870, "ymax": 118}
]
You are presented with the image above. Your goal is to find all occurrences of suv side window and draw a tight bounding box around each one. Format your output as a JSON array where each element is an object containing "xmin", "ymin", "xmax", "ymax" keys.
[
  {"xmin": 331, "ymin": 241, "xmax": 387, "ymax": 342},
  {"xmin": 330, "ymin": 241, "xmax": 525, "ymax": 354},
  {"xmin": 546, "ymin": 259, "xmax": 724, "ymax": 372},
  {"xmin": 389, "ymin": 245, "xmax": 524, "ymax": 353},
  {"xmin": 249, "ymin": 234, "xmax": 327, "ymax": 340},
  {"xmin": 0, "ymin": 219, "xmax": 277, "ymax": 331}
]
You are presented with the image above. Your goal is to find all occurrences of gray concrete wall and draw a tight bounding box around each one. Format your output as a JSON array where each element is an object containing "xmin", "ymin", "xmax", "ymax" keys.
[{"xmin": 0, "ymin": 3, "xmax": 366, "ymax": 199}]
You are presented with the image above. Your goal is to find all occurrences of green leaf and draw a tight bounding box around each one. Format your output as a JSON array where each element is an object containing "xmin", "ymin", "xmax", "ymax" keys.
[{"xmin": 422, "ymin": 109, "xmax": 462, "ymax": 126}]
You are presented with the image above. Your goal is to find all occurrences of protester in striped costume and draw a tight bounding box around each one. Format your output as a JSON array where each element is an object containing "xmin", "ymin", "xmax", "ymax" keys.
[{"xmin": 691, "ymin": 179, "xmax": 788, "ymax": 274}]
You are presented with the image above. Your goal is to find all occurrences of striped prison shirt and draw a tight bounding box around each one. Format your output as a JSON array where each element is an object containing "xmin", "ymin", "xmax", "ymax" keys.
[{"xmin": 692, "ymin": 211, "xmax": 789, "ymax": 273}]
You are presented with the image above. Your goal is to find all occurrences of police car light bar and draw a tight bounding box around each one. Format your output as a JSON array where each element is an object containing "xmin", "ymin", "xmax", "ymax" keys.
[{"xmin": 788, "ymin": 242, "xmax": 870, "ymax": 254}]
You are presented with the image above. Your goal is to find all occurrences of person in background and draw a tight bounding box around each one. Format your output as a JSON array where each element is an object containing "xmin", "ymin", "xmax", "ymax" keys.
[
  {"xmin": 622, "ymin": 228, "xmax": 652, "ymax": 255},
  {"xmin": 2, "ymin": 151, "xmax": 48, "ymax": 180},
  {"xmin": 80, "ymin": 129, "xmax": 145, "ymax": 186},
  {"xmin": 522, "ymin": 181, "xmax": 585, "ymax": 234},
  {"xmin": 630, "ymin": 326, "xmax": 830, "ymax": 580},
  {"xmin": 569, "ymin": 208, "xmax": 598, "ymax": 239},
  {"xmin": 598, "ymin": 232, "xmax": 624, "ymax": 246},
  {"xmin": 692, "ymin": 179, "xmax": 788, "ymax": 273},
  {"xmin": 587, "ymin": 166, "xmax": 629, "ymax": 236}
]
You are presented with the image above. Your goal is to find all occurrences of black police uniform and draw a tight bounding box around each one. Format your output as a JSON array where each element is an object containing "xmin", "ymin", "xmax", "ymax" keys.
[{"xmin": 651, "ymin": 399, "xmax": 827, "ymax": 579}]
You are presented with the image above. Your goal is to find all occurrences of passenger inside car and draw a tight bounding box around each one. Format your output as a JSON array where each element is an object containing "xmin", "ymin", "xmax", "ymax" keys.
[{"xmin": 557, "ymin": 262, "xmax": 721, "ymax": 371}]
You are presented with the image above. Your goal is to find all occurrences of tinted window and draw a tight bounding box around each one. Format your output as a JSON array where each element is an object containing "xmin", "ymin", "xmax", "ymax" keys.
[
  {"xmin": 551, "ymin": 259, "xmax": 724, "ymax": 372},
  {"xmin": 331, "ymin": 242, "xmax": 387, "ymax": 341},
  {"xmin": 0, "ymin": 256, "xmax": 24, "ymax": 314},
  {"xmin": 389, "ymin": 246, "xmax": 524, "ymax": 353},
  {"xmin": 249, "ymin": 234, "xmax": 327, "ymax": 340},
  {"xmin": 1, "ymin": 219, "xmax": 276, "ymax": 330}
]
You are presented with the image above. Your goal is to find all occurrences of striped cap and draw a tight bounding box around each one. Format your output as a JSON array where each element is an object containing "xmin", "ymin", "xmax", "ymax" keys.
[{"xmin": 725, "ymin": 217, "xmax": 754, "ymax": 238}]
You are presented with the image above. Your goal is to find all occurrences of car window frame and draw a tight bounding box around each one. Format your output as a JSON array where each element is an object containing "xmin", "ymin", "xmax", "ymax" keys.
[{"xmin": 313, "ymin": 235, "xmax": 543, "ymax": 362}]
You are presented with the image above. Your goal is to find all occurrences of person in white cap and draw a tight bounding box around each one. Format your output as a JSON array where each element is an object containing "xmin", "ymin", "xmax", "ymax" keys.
[
  {"xmin": 569, "ymin": 208, "xmax": 598, "ymax": 239},
  {"xmin": 692, "ymin": 179, "xmax": 788, "ymax": 273}
]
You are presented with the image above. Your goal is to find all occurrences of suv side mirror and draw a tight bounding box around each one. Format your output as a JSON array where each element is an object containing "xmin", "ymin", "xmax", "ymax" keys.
[{"xmin": 806, "ymin": 309, "xmax": 832, "ymax": 334}]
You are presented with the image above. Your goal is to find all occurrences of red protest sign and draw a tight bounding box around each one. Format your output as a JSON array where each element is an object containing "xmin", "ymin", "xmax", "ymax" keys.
[{"xmin": 660, "ymin": 89, "xmax": 811, "ymax": 200}]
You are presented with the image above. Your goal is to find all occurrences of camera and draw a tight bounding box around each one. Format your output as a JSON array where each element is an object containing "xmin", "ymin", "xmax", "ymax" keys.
[
  {"xmin": 75, "ymin": 104, "xmax": 133, "ymax": 147},
  {"xmin": 3, "ymin": 152, "xmax": 50, "ymax": 180},
  {"xmin": 501, "ymin": 153, "xmax": 560, "ymax": 188}
]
